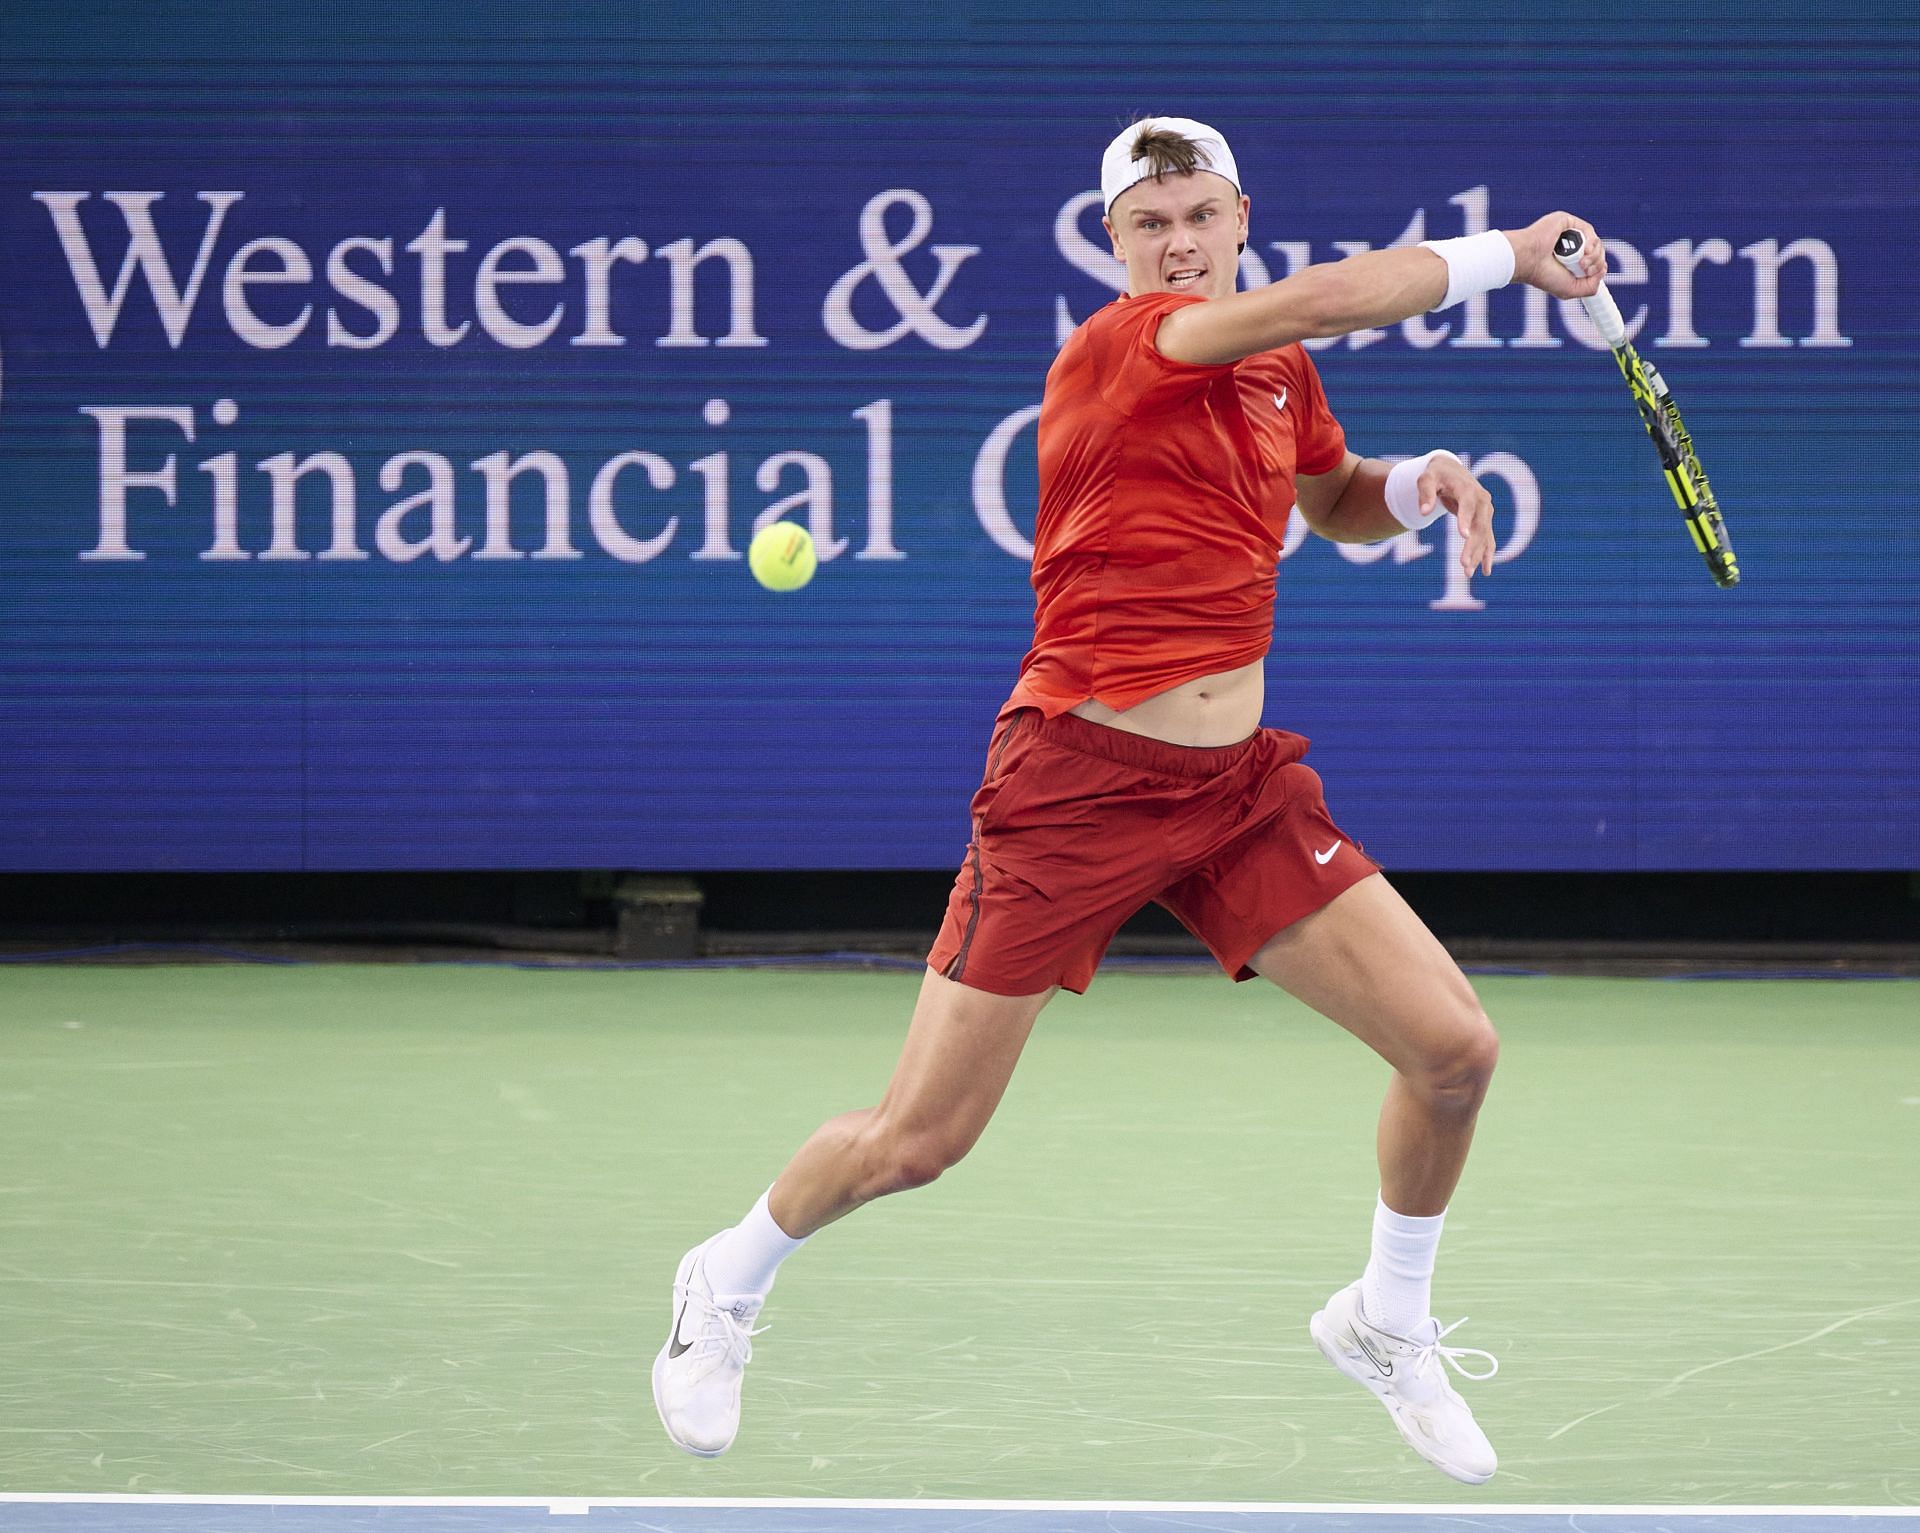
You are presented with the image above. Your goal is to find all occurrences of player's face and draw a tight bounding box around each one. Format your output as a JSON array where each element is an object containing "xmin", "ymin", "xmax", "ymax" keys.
[{"xmin": 1104, "ymin": 171, "xmax": 1249, "ymax": 302}]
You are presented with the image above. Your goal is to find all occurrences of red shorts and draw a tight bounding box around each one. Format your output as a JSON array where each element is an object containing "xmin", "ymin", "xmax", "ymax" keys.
[{"xmin": 926, "ymin": 709, "xmax": 1380, "ymax": 996}]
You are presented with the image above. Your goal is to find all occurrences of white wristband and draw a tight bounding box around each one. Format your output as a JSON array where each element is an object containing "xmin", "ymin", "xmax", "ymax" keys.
[
  {"xmin": 1384, "ymin": 450, "xmax": 1463, "ymax": 531},
  {"xmin": 1418, "ymin": 231, "xmax": 1515, "ymax": 311}
]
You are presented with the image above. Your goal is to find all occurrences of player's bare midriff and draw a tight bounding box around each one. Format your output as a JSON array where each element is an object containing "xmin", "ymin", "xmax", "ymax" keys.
[{"xmin": 1068, "ymin": 657, "xmax": 1264, "ymax": 748}]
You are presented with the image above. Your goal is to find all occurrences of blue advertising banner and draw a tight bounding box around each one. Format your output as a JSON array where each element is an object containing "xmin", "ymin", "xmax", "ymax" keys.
[{"xmin": 1, "ymin": 2, "xmax": 1915, "ymax": 871}]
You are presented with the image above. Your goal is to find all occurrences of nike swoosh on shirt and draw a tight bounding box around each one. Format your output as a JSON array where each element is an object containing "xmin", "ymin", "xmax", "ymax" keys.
[
  {"xmin": 1272, "ymin": 388, "xmax": 1289, "ymax": 414},
  {"xmin": 1314, "ymin": 842, "xmax": 1341, "ymax": 865}
]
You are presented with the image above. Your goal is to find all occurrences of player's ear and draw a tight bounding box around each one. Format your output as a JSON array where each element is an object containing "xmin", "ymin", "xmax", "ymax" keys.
[{"xmin": 1236, "ymin": 194, "xmax": 1250, "ymax": 256}]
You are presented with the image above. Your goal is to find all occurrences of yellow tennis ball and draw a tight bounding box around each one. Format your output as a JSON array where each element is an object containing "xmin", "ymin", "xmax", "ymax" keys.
[{"xmin": 748, "ymin": 521, "xmax": 817, "ymax": 592}]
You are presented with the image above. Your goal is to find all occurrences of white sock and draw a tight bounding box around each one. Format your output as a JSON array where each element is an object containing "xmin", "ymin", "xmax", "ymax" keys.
[
  {"xmin": 1360, "ymin": 1193, "xmax": 1445, "ymax": 1336},
  {"xmin": 699, "ymin": 1188, "xmax": 807, "ymax": 1299}
]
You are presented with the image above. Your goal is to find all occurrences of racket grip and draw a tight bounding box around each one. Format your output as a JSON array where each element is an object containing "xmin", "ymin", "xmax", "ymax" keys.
[{"xmin": 1554, "ymin": 228, "xmax": 1629, "ymax": 348}]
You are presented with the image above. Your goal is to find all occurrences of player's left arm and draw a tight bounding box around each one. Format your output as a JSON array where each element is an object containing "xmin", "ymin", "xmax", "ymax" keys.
[{"xmin": 1296, "ymin": 450, "xmax": 1496, "ymax": 575}]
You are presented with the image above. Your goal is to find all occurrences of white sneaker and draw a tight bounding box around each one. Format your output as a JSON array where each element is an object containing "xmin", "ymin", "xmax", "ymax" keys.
[
  {"xmin": 651, "ymin": 1235, "xmax": 767, "ymax": 1458},
  {"xmin": 1309, "ymin": 1279, "xmax": 1499, "ymax": 1484}
]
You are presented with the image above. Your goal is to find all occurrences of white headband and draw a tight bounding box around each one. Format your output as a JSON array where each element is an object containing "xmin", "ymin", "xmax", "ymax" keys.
[{"xmin": 1100, "ymin": 116, "xmax": 1242, "ymax": 215}]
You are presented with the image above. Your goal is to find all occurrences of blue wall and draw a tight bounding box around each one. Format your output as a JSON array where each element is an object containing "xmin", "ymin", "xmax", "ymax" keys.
[{"xmin": 1, "ymin": 1, "xmax": 1914, "ymax": 871}]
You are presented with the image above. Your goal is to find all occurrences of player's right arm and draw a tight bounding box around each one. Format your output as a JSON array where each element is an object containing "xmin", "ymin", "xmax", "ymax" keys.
[{"xmin": 1155, "ymin": 211, "xmax": 1607, "ymax": 366}]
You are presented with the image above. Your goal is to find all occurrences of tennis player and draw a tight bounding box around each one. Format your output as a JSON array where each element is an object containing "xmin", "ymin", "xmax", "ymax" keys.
[{"xmin": 654, "ymin": 116, "xmax": 1607, "ymax": 1484}]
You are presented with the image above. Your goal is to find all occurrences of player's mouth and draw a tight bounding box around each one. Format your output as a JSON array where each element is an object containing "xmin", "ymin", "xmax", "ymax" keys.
[{"xmin": 1166, "ymin": 266, "xmax": 1207, "ymax": 290}]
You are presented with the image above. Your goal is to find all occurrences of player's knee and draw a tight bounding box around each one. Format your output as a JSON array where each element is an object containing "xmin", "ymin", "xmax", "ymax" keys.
[
  {"xmin": 1418, "ymin": 1010, "xmax": 1500, "ymax": 1115},
  {"xmin": 859, "ymin": 1121, "xmax": 975, "ymax": 1199}
]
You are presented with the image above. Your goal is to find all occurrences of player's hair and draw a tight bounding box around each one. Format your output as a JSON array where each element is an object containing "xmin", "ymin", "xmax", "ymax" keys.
[
  {"xmin": 1126, "ymin": 121, "xmax": 1205, "ymax": 182},
  {"xmin": 1122, "ymin": 118, "xmax": 1244, "ymax": 254}
]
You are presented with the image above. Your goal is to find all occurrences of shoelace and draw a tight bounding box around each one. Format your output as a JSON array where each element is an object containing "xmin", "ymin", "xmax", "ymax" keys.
[
  {"xmin": 1412, "ymin": 1316, "xmax": 1499, "ymax": 1383},
  {"xmin": 673, "ymin": 1281, "xmax": 768, "ymax": 1368}
]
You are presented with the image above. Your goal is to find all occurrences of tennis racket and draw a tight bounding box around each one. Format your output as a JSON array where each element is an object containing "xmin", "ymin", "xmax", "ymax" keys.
[{"xmin": 1555, "ymin": 228, "xmax": 1739, "ymax": 587}]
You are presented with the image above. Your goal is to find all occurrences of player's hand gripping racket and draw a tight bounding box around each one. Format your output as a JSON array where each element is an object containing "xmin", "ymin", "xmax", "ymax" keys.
[{"xmin": 1555, "ymin": 229, "xmax": 1739, "ymax": 587}]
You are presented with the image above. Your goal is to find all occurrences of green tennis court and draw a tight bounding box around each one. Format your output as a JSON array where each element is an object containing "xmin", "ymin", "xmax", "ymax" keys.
[{"xmin": 1, "ymin": 962, "xmax": 1914, "ymax": 1504}]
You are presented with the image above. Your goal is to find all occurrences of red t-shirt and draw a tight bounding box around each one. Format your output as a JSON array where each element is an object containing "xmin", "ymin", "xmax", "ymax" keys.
[{"xmin": 1004, "ymin": 290, "xmax": 1347, "ymax": 717}]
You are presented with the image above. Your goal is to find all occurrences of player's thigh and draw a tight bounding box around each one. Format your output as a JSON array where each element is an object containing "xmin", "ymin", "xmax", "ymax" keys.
[
  {"xmin": 870, "ymin": 966, "xmax": 1056, "ymax": 1157},
  {"xmin": 1247, "ymin": 872, "xmax": 1491, "ymax": 1077}
]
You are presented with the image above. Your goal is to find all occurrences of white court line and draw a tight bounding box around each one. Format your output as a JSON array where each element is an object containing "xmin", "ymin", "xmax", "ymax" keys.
[{"xmin": 0, "ymin": 1495, "xmax": 1917, "ymax": 1515}]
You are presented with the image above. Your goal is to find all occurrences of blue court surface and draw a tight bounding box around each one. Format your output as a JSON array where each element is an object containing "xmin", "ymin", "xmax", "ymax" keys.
[{"xmin": 4, "ymin": 1502, "xmax": 1918, "ymax": 1533}]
